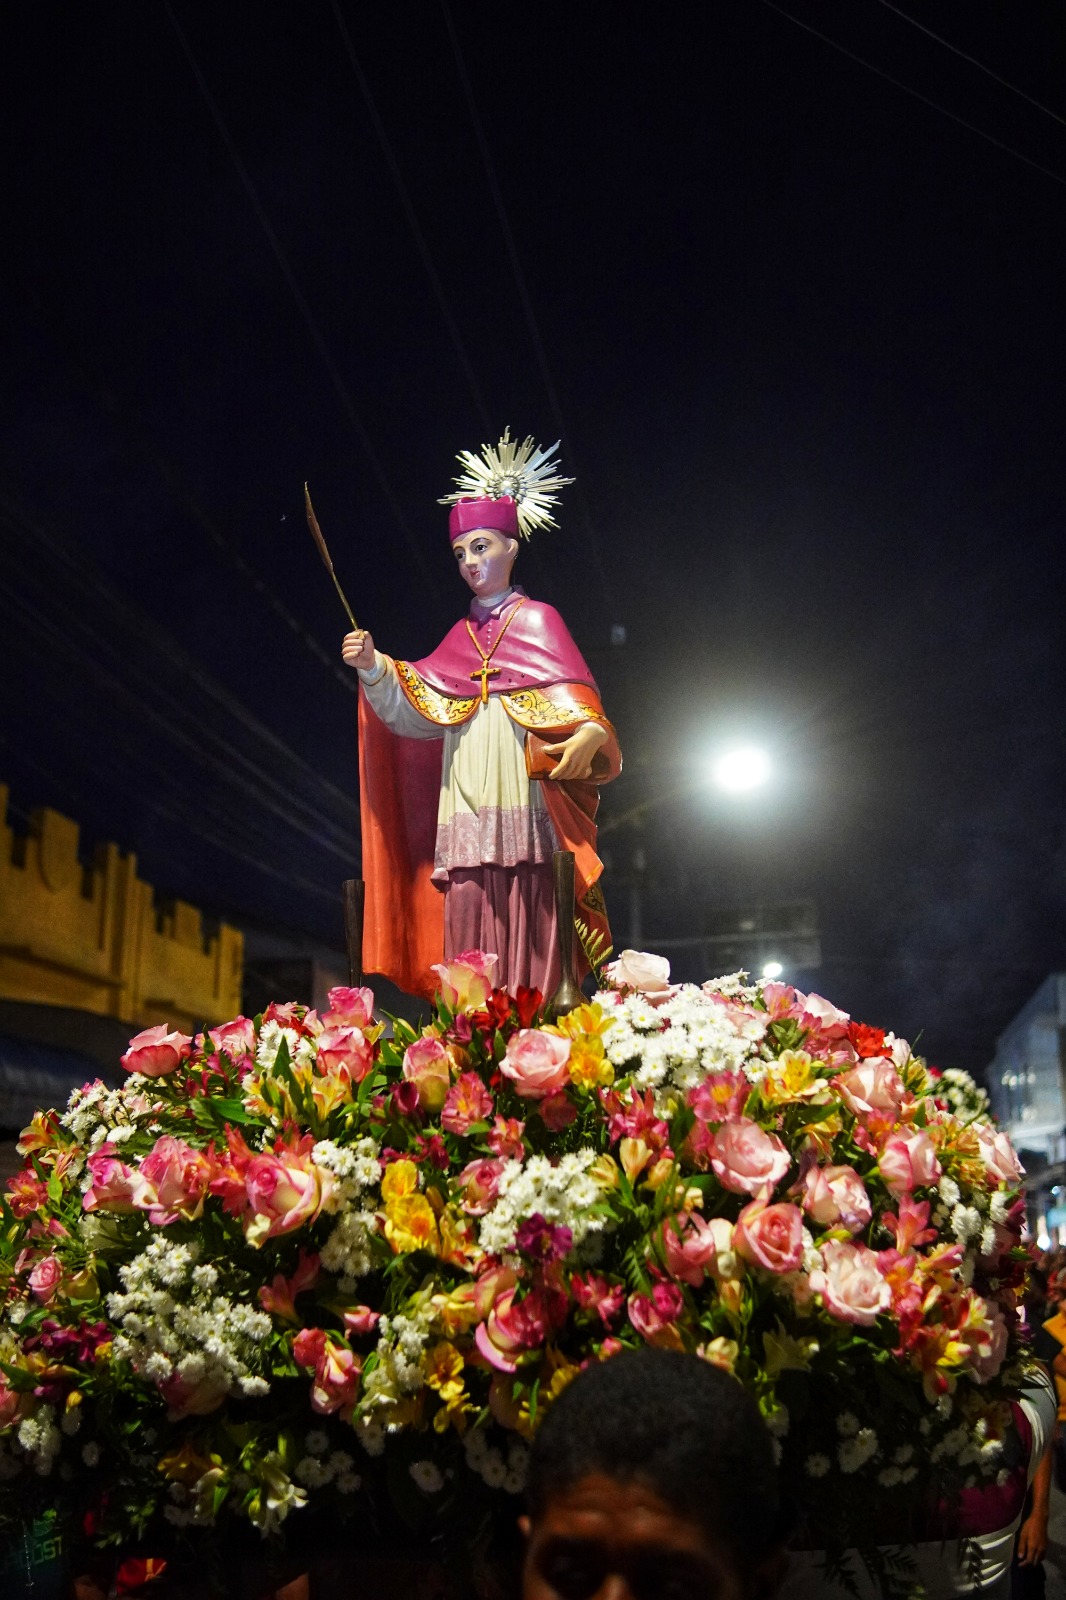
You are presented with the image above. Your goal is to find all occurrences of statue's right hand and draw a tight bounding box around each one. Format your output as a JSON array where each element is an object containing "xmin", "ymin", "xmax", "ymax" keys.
[{"xmin": 341, "ymin": 629, "xmax": 376, "ymax": 670}]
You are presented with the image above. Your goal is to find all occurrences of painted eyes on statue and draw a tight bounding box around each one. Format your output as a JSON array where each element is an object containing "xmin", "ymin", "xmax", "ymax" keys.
[{"xmin": 456, "ymin": 541, "xmax": 490, "ymax": 561}]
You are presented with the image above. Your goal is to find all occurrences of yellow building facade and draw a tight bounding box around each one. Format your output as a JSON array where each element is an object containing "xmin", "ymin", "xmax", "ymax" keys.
[{"xmin": 0, "ymin": 784, "xmax": 243, "ymax": 1035}]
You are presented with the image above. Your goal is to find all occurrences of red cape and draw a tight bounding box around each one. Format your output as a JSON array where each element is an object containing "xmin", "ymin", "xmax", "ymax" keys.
[{"xmin": 358, "ymin": 605, "xmax": 620, "ymax": 999}]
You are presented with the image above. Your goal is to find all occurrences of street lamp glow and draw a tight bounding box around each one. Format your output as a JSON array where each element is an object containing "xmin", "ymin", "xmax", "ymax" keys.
[
  {"xmin": 712, "ymin": 745, "xmax": 772, "ymax": 793},
  {"xmin": 762, "ymin": 960, "xmax": 783, "ymax": 979}
]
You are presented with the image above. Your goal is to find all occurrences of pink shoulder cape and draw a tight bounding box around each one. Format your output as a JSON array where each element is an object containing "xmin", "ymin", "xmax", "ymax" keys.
[{"xmin": 409, "ymin": 591, "xmax": 598, "ymax": 699}]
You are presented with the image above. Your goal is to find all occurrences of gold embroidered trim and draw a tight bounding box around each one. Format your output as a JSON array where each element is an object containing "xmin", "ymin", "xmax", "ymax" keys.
[
  {"xmin": 501, "ymin": 687, "xmax": 607, "ymax": 731},
  {"xmin": 394, "ymin": 661, "xmax": 478, "ymax": 726}
]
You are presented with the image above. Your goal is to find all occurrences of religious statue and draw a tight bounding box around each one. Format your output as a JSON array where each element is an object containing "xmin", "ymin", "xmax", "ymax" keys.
[{"xmin": 341, "ymin": 432, "xmax": 621, "ymax": 999}]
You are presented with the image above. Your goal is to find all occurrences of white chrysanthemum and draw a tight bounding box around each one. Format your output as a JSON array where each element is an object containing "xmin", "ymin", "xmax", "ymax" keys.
[
  {"xmin": 805, "ymin": 1454, "xmax": 831, "ymax": 1478},
  {"xmin": 320, "ymin": 1209, "xmax": 377, "ymax": 1279},
  {"xmin": 838, "ymin": 1429, "xmax": 878, "ymax": 1474},
  {"xmin": 410, "ymin": 1460, "xmax": 445, "ymax": 1494},
  {"xmin": 478, "ymin": 1150, "xmax": 609, "ymax": 1257},
  {"xmin": 835, "ymin": 1412, "xmax": 860, "ymax": 1437}
]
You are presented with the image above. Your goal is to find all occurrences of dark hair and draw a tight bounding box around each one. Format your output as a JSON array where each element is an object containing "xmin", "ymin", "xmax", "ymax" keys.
[{"xmin": 527, "ymin": 1349, "xmax": 783, "ymax": 1568}]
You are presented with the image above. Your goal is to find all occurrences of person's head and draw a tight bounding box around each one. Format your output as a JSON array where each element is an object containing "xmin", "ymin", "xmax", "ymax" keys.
[
  {"xmin": 522, "ymin": 1349, "xmax": 787, "ymax": 1600},
  {"xmin": 448, "ymin": 494, "xmax": 521, "ymax": 598},
  {"xmin": 452, "ymin": 526, "xmax": 519, "ymax": 599}
]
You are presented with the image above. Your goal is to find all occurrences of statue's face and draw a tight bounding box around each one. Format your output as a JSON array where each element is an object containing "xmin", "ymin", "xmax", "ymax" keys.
[{"xmin": 452, "ymin": 528, "xmax": 518, "ymax": 599}]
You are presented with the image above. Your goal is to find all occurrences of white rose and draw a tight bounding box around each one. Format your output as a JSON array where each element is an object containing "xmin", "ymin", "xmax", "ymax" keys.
[{"xmin": 604, "ymin": 949, "xmax": 672, "ymax": 994}]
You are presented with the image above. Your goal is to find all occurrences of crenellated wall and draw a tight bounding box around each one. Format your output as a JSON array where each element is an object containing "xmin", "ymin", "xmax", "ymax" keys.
[{"xmin": 0, "ymin": 784, "xmax": 243, "ymax": 1033}]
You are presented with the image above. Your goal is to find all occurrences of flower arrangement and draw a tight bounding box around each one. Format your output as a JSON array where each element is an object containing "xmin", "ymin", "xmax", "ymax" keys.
[{"xmin": 0, "ymin": 950, "xmax": 1032, "ymax": 1570}]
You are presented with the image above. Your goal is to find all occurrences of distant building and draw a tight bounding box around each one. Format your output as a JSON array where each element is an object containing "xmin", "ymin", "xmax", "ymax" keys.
[
  {"xmin": 0, "ymin": 784, "xmax": 243, "ymax": 1138},
  {"xmin": 986, "ymin": 973, "xmax": 1066, "ymax": 1244}
]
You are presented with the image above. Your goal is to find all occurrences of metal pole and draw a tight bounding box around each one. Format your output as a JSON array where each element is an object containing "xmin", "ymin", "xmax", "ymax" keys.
[
  {"xmin": 342, "ymin": 879, "xmax": 365, "ymax": 986},
  {"xmin": 546, "ymin": 850, "xmax": 583, "ymax": 1020}
]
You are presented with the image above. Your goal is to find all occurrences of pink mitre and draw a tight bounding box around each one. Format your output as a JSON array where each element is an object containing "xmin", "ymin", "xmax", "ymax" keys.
[{"xmin": 448, "ymin": 495, "xmax": 518, "ymax": 542}]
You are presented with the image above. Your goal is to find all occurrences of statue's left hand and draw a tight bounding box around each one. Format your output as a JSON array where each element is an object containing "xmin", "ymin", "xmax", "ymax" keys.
[{"xmin": 541, "ymin": 722, "xmax": 609, "ymax": 781}]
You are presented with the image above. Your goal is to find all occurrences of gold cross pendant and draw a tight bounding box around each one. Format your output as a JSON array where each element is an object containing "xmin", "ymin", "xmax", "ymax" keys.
[{"xmin": 470, "ymin": 662, "xmax": 500, "ymax": 705}]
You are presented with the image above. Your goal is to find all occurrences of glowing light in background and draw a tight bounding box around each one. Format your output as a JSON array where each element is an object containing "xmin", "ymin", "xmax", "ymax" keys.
[
  {"xmin": 762, "ymin": 960, "xmax": 783, "ymax": 979},
  {"xmin": 711, "ymin": 745, "xmax": 772, "ymax": 793}
]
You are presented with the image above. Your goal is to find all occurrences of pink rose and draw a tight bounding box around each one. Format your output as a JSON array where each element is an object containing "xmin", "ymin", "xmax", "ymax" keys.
[
  {"xmin": 458, "ymin": 1157, "xmax": 507, "ymax": 1216},
  {"xmin": 294, "ymin": 1327, "xmax": 362, "ymax": 1417},
  {"xmin": 500, "ymin": 1029, "xmax": 571, "ymax": 1100},
  {"xmin": 709, "ymin": 1118, "xmax": 790, "ymax": 1198},
  {"xmin": 734, "ymin": 1201, "xmax": 804, "ymax": 1274},
  {"xmin": 83, "ymin": 1151, "xmax": 157, "ymax": 1214},
  {"xmin": 318, "ymin": 1023, "xmax": 375, "ymax": 1084},
  {"xmin": 323, "ymin": 985, "xmax": 375, "ymax": 1029},
  {"xmin": 475, "ymin": 1284, "xmax": 565, "ymax": 1371},
  {"xmin": 976, "ymin": 1128, "xmax": 1022, "ymax": 1187},
  {"xmin": 835, "ymin": 1060, "xmax": 908, "ymax": 1121},
  {"xmin": 879, "ymin": 1129, "xmax": 942, "ymax": 1199},
  {"xmin": 242, "ymin": 1134, "xmax": 335, "ymax": 1247},
  {"xmin": 662, "ymin": 1214, "xmax": 738, "ymax": 1287},
  {"xmin": 798, "ymin": 992, "xmax": 851, "ymax": 1039},
  {"xmin": 402, "ymin": 1036, "xmax": 452, "ymax": 1112},
  {"xmin": 603, "ymin": 949, "xmax": 672, "ymax": 996},
  {"xmin": 802, "ymin": 1164, "xmax": 872, "ymax": 1235},
  {"xmin": 627, "ymin": 1280, "xmax": 685, "ymax": 1348},
  {"xmin": 430, "ymin": 951, "xmax": 498, "ymax": 1012},
  {"xmin": 28, "ymin": 1254, "xmax": 62, "ymax": 1304},
  {"xmin": 120, "ymin": 1023, "xmax": 193, "ymax": 1077},
  {"xmin": 207, "ymin": 1016, "xmax": 256, "ymax": 1063},
  {"xmin": 441, "ymin": 1071, "xmax": 494, "ymax": 1135},
  {"xmin": 137, "ymin": 1136, "xmax": 215, "ymax": 1225},
  {"xmin": 810, "ymin": 1239, "xmax": 889, "ymax": 1325}
]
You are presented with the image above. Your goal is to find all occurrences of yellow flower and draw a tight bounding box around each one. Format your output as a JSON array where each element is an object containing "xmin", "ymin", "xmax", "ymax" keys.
[
  {"xmin": 381, "ymin": 1159, "xmax": 419, "ymax": 1202},
  {"xmin": 589, "ymin": 1154, "xmax": 620, "ymax": 1190},
  {"xmin": 761, "ymin": 1050, "xmax": 828, "ymax": 1106},
  {"xmin": 567, "ymin": 1035, "xmax": 614, "ymax": 1093},
  {"xmin": 762, "ymin": 1325, "xmax": 819, "ymax": 1379},
  {"xmin": 517, "ymin": 1358, "xmax": 581, "ymax": 1437},
  {"xmin": 158, "ymin": 1439, "xmax": 222, "ymax": 1486},
  {"xmin": 425, "ymin": 1341, "xmax": 465, "ymax": 1404},
  {"xmin": 698, "ymin": 1337, "xmax": 740, "ymax": 1374},
  {"xmin": 384, "ymin": 1193, "xmax": 439, "ymax": 1255},
  {"xmin": 552, "ymin": 1002, "xmax": 613, "ymax": 1040},
  {"xmin": 438, "ymin": 1207, "xmax": 481, "ymax": 1270},
  {"xmin": 430, "ymin": 1284, "xmax": 481, "ymax": 1338}
]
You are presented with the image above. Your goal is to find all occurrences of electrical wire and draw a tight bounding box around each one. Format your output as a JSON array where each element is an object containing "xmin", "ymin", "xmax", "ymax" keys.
[
  {"xmin": 0, "ymin": 568, "xmax": 357, "ymax": 865},
  {"xmin": 0, "ymin": 494, "xmax": 357, "ymax": 832},
  {"xmin": 329, "ymin": 0, "xmax": 493, "ymax": 433},
  {"xmin": 162, "ymin": 1, "xmax": 442, "ymax": 599},
  {"xmin": 872, "ymin": 0, "xmax": 1066, "ymax": 132},
  {"xmin": 758, "ymin": 0, "xmax": 1066, "ymax": 190},
  {"xmin": 438, "ymin": 0, "xmax": 620, "ymax": 621}
]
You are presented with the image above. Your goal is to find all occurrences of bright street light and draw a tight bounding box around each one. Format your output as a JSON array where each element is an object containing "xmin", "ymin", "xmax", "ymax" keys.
[
  {"xmin": 711, "ymin": 745, "xmax": 772, "ymax": 793},
  {"xmin": 762, "ymin": 960, "xmax": 783, "ymax": 979}
]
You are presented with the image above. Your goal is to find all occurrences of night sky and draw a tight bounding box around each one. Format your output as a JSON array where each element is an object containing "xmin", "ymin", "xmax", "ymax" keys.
[{"xmin": 3, "ymin": 2, "xmax": 1065, "ymax": 1071}]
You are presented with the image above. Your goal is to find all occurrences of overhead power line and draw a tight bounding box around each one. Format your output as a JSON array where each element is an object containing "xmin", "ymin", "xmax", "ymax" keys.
[
  {"xmin": 163, "ymin": 1, "xmax": 441, "ymax": 598},
  {"xmin": 438, "ymin": 0, "xmax": 620, "ymax": 620},
  {"xmin": 329, "ymin": 0, "xmax": 493, "ymax": 433},
  {"xmin": 872, "ymin": 0, "xmax": 1066, "ymax": 132},
  {"xmin": 759, "ymin": 0, "xmax": 1066, "ymax": 191},
  {"xmin": 0, "ymin": 495, "xmax": 357, "ymax": 853}
]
